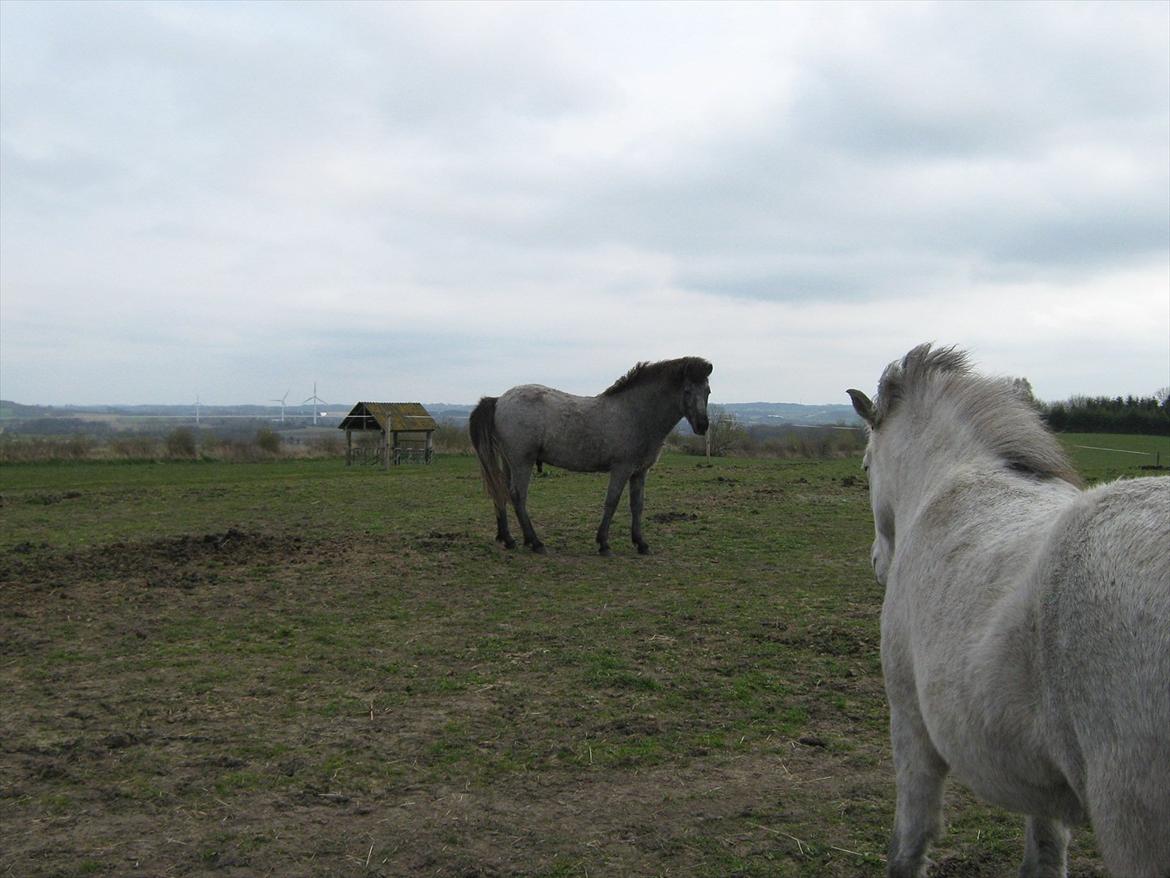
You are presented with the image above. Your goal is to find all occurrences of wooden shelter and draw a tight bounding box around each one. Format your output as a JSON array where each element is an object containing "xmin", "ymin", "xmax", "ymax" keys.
[{"xmin": 338, "ymin": 402, "xmax": 437, "ymax": 468}]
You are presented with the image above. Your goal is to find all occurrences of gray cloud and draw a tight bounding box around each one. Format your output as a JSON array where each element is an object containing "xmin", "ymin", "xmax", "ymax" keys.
[{"xmin": 1, "ymin": 1, "xmax": 1166, "ymax": 405}]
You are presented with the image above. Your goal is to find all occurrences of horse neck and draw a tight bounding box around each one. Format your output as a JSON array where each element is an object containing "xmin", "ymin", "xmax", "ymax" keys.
[
  {"xmin": 617, "ymin": 380, "xmax": 685, "ymax": 438},
  {"xmin": 886, "ymin": 411, "xmax": 1068, "ymax": 526}
]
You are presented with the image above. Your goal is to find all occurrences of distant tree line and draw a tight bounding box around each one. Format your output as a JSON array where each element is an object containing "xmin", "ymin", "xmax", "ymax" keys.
[{"xmin": 1040, "ymin": 393, "xmax": 1170, "ymax": 436}]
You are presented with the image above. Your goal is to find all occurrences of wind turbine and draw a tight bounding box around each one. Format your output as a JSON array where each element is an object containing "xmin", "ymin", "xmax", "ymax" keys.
[
  {"xmin": 270, "ymin": 390, "xmax": 290, "ymax": 423},
  {"xmin": 195, "ymin": 394, "xmax": 202, "ymax": 427},
  {"xmin": 303, "ymin": 382, "xmax": 325, "ymax": 425}
]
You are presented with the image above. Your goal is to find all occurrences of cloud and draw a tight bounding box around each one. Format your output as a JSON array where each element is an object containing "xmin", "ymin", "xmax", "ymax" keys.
[{"xmin": 1, "ymin": 1, "xmax": 1166, "ymax": 405}]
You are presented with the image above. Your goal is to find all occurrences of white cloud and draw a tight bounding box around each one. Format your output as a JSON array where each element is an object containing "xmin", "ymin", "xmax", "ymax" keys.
[{"xmin": 1, "ymin": 0, "xmax": 1166, "ymax": 405}]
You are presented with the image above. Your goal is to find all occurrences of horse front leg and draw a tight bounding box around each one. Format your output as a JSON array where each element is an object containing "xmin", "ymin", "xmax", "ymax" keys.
[
  {"xmin": 628, "ymin": 470, "xmax": 650, "ymax": 555},
  {"xmin": 887, "ymin": 704, "xmax": 948, "ymax": 878},
  {"xmin": 508, "ymin": 464, "xmax": 544, "ymax": 554},
  {"xmin": 596, "ymin": 469, "xmax": 630, "ymax": 556},
  {"xmin": 1019, "ymin": 816, "xmax": 1069, "ymax": 878}
]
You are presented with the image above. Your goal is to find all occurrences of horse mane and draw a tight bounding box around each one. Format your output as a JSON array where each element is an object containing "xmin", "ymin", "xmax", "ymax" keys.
[
  {"xmin": 876, "ymin": 343, "xmax": 1081, "ymax": 486},
  {"xmin": 602, "ymin": 357, "xmax": 712, "ymax": 397}
]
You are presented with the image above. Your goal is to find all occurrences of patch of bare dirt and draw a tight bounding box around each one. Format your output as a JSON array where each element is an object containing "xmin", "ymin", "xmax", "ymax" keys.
[
  {"xmin": 648, "ymin": 511, "xmax": 699, "ymax": 524},
  {"xmin": 0, "ymin": 528, "xmax": 325, "ymax": 587}
]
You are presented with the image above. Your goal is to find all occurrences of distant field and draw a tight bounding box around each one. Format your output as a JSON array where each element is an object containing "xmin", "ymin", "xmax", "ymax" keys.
[
  {"xmin": 1, "ymin": 447, "xmax": 1162, "ymax": 876},
  {"xmin": 1058, "ymin": 431, "xmax": 1170, "ymax": 481}
]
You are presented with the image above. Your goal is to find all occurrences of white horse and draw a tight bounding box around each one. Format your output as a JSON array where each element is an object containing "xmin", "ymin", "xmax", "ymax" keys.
[{"xmin": 848, "ymin": 344, "xmax": 1170, "ymax": 878}]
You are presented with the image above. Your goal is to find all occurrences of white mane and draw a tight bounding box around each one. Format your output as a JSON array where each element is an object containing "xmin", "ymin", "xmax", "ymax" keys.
[{"xmin": 874, "ymin": 343, "xmax": 1080, "ymax": 485}]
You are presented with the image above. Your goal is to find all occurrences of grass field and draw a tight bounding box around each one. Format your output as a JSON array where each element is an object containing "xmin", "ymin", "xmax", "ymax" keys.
[
  {"xmin": 0, "ymin": 436, "xmax": 1164, "ymax": 877},
  {"xmin": 1059, "ymin": 432, "xmax": 1169, "ymax": 481}
]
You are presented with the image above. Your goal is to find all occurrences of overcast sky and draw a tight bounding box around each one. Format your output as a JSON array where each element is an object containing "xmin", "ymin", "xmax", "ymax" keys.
[{"xmin": 1, "ymin": 1, "xmax": 1167, "ymax": 407}]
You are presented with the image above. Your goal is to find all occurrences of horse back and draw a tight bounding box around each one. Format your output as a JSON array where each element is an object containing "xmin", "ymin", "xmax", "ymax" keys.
[{"xmin": 494, "ymin": 384, "xmax": 618, "ymax": 472}]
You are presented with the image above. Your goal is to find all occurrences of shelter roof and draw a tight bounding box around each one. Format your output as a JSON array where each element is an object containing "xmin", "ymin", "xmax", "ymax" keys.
[{"xmin": 338, "ymin": 402, "xmax": 437, "ymax": 433}]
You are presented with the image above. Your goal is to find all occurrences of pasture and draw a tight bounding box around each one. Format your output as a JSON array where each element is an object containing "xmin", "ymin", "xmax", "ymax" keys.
[{"xmin": 1, "ymin": 438, "xmax": 1165, "ymax": 877}]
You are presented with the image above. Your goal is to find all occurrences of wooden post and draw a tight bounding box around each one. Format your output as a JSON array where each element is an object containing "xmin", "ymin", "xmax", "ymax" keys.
[
  {"xmin": 426, "ymin": 430, "xmax": 434, "ymax": 463},
  {"xmin": 346, "ymin": 429, "xmax": 352, "ymax": 466},
  {"xmin": 382, "ymin": 429, "xmax": 390, "ymax": 470}
]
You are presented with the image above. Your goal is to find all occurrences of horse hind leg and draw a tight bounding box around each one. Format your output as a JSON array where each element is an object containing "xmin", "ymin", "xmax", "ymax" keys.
[
  {"xmin": 488, "ymin": 459, "xmax": 516, "ymax": 549},
  {"xmin": 1088, "ymin": 770, "xmax": 1170, "ymax": 878},
  {"xmin": 1019, "ymin": 817, "xmax": 1070, "ymax": 878},
  {"xmin": 629, "ymin": 470, "xmax": 650, "ymax": 555},
  {"xmin": 494, "ymin": 505, "xmax": 516, "ymax": 549},
  {"xmin": 508, "ymin": 463, "xmax": 544, "ymax": 554}
]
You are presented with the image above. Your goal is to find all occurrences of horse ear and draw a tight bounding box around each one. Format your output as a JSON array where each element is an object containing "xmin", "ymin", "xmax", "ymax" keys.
[{"xmin": 847, "ymin": 389, "xmax": 876, "ymax": 426}]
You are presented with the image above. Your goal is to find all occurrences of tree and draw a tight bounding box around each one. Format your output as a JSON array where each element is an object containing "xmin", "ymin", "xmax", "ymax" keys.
[{"xmin": 705, "ymin": 408, "xmax": 747, "ymax": 457}]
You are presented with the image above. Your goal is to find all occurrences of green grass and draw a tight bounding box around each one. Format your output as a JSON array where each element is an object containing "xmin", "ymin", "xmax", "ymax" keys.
[
  {"xmin": 1058, "ymin": 431, "xmax": 1170, "ymax": 483},
  {"xmin": 1, "ymin": 444, "xmax": 1157, "ymax": 876}
]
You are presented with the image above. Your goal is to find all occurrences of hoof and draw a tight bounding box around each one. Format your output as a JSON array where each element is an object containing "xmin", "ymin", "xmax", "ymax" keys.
[
  {"xmin": 530, "ymin": 543, "xmax": 546, "ymax": 555},
  {"xmin": 598, "ymin": 545, "xmax": 612, "ymax": 557},
  {"xmin": 636, "ymin": 543, "xmax": 651, "ymax": 555}
]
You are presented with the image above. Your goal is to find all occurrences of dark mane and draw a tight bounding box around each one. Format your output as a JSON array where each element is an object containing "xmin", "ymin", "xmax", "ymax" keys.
[
  {"xmin": 877, "ymin": 343, "xmax": 1081, "ymax": 486},
  {"xmin": 602, "ymin": 357, "xmax": 712, "ymax": 397}
]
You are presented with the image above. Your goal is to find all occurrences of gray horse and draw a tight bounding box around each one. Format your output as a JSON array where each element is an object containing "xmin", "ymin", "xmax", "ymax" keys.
[
  {"xmin": 848, "ymin": 343, "xmax": 1170, "ymax": 878},
  {"xmin": 469, "ymin": 357, "xmax": 712, "ymax": 555}
]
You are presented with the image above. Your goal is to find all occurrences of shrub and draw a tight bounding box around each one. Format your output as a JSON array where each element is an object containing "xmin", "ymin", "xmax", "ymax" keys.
[
  {"xmin": 433, "ymin": 422, "xmax": 473, "ymax": 455},
  {"xmin": 256, "ymin": 428, "xmax": 281, "ymax": 454},
  {"xmin": 166, "ymin": 427, "xmax": 198, "ymax": 459},
  {"xmin": 0, "ymin": 437, "xmax": 84, "ymax": 463},
  {"xmin": 308, "ymin": 434, "xmax": 344, "ymax": 456}
]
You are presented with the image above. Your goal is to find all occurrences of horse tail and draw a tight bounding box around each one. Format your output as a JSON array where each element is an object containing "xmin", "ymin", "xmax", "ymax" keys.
[{"xmin": 469, "ymin": 396, "xmax": 509, "ymax": 509}]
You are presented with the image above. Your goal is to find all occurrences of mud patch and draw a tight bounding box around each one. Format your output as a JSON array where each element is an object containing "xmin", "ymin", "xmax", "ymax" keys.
[
  {"xmin": 24, "ymin": 491, "xmax": 83, "ymax": 505},
  {"xmin": 0, "ymin": 529, "xmax": 320, "ymax": 586},
  {"xmin": 416, "ymin": 530, "xmax": 469, "ymax": 550},
  {"xmin": 648, "ymin": 511, "xmax": 698, "ymax": 524},
  {"xmin": 753, "ymin": 487, "xmax": 786, "ymax": 496}
]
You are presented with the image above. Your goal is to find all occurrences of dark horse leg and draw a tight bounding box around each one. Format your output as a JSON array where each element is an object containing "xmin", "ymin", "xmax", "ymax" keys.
[
  {"xmin": 494, "ymin": 506, "xmax": 516, "ymax": 549},
  {"xmin": 628, "ymin": 470, "xmax": 650, "ymax": 554},
  {"xmin": 596, "ymin": 468, "xmax": 632, "ymax": 556},
  {"xmin": 509, "ymin": 464, "xmax": 545, "ymax": 554},
  {"xmin": 492, "ymin": 460, "xmax": 517, "ymax": 549}
]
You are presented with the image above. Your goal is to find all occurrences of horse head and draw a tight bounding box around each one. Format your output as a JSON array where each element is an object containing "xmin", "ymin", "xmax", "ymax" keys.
[
  {"xmin": 848, "ymin": 387, "xmax": 895, "ymax": 586},
  {"xmin": 682, "ymin": 358, "xmax": 712, "ymax": 435}
]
